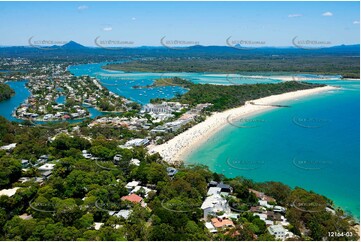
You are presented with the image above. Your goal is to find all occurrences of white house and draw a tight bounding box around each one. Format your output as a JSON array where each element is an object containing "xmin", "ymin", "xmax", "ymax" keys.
[
  {"xmin": 201, "ymin": 193, "xmax": 231, "ymax": 220},
  {"xmin": 125, "ymin": 181, "xmax": 141, "ymax": 191},
  {"xmin": 38, "ymin": 163, "xmax": 55, "ymax": 172},
  {"xmin": 268, "ymin": 224, "xmax": 294, "ymax": 240},
  {"xmin": 0, "ymin": 143, "xmax": 17, "ymax": 151}
]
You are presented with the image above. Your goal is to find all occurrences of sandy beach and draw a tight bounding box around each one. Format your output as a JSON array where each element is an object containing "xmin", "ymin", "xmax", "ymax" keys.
[{"xmin": 148, "ymin": 85, "xmax": 338, "ymax": 163}]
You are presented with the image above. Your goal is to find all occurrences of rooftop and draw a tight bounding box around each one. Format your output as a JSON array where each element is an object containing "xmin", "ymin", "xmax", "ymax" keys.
[
  {"xmin": 121, "ymin": 193, "xmax": 143, "ymax": 204},
  {"xmin": 211, "ymin": 217, "xmax": 235, "ymax": 228},
  {"xmin": 0, "ymin": 187, "xmax": 20, "ymax": 197}
]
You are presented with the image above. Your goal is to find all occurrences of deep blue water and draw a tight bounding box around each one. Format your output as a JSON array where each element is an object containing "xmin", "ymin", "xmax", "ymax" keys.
[{"xmin": 0, "ymin": 81, "xmax": 30, "ymax": 121}]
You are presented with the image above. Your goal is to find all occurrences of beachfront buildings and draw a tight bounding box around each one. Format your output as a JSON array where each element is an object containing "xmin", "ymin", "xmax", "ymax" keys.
[
  {"xmin": 124, "ymin": 138, "xmax": 150, "ymax": 147},
  {"xmin": 141, "ymin": 102, "xmax": 188, "ymax": 114}
]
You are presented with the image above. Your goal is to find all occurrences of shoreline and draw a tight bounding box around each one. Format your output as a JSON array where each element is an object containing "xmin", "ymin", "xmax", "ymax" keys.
[{"xmin": 148, "ymin": 85, "xmax": 338, "ymax": 163}]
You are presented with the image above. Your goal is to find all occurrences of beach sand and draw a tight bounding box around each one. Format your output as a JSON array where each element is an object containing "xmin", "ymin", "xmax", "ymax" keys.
[{"xmin": 148, "ymin": 85, "xmax": 338, "ymax": 164}]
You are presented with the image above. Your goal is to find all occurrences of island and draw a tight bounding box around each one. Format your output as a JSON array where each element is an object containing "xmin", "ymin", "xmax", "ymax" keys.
[{"xmin": 0, "ymin": 83, "xmax": 15, "ymax": 102}]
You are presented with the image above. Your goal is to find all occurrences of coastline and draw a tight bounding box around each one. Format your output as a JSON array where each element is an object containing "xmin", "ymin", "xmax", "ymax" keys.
[{"xmin": 148, "ymin": 85, "xmax": 338, "ymax": 163}]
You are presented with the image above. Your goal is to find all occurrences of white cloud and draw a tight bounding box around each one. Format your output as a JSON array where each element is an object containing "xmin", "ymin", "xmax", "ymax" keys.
[
  {"xmin": 103, "ymin": 26, "xmax": 113, "ymax": 32},
  {"xmin": 131, "ymin": 17, "xmax": 136, "ymax": 21},
  {"xmin": 78, "ymin": 5, "xmax": 88, "ymax": 11},
  {"xmin": 322, "ymin": 12, "xmax": 333, "ymax": 17},
  {"xmin": 288, "ymin": 14, "xmax": 303, "ymax": 18},
  {"xmin": 353, "ymin": 21, "xmax": 360, "ymax": 24}
]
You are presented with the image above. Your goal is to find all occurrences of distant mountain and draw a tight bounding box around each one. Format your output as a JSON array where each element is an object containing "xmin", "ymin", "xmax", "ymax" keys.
[
  {"xmin": 61, "ymin": 41, "xmax": 86, "ymax": 50},
  {"xmin": 0, "ymin": 42, "xmax": 358, "ymax": 59}
]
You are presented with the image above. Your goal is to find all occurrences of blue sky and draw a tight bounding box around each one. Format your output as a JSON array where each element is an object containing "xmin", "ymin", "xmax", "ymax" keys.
[{"xmin": 0, "ymin": 1, "xmax": 359, "ymax": 47}]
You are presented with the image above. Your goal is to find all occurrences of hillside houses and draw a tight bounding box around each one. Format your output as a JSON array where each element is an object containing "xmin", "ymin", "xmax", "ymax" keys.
[{"xmin": 201, "ymin": 182, "xmax": 295, "ymax": 240}]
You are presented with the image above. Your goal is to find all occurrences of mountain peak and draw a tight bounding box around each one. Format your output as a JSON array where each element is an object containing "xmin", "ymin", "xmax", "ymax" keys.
[{"xmin": 62, "ymin": 41, "xmax": 85, "ymax": 49}]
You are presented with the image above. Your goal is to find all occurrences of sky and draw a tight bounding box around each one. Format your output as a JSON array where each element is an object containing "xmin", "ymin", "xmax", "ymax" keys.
[{"xmin": 0, "ymin": 1, "xmax": 359, "ymax": 47}]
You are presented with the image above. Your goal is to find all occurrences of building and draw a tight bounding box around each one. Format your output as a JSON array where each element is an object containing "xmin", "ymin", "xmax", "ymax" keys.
[
  {"xmin": 201, "ymin": 193, "xmax": 231, "ymax": 220},
  {"xmin": 217, "ymin": 182, "xmax": 233, "ymax": 193},
  {"xmin": 121, "ymin": 194, "xmax": 145, "ymax": 207},
  {"xmin": 208, "ymin": 181, "xmax": 233, "ymax": 194},
  {"xmin": 19, "ymin": 213, "xmax": 33, "ymax": 220},
  {"xmin": 249, "ymin": 188, "xmax": 276, "ymax": 203},
  {"xmin": 94, "ymin": 222, "xmax": 104, "ymax": 230},
  {"xmin": 0, "ymin": 187, "xmax": 20, "ymax": 197},
  {"xmin": 125, "ymin": 181, "xmax": 141, "ymax": 191},
  {"xmin": 38, "ymin": 163, "xmax": 55, "ymax": 172},
  {"xmin": 0, "ymin": 143, "xmax": 17, "ymax": 151},
  {"xmin": 166, "ymin": 167, "xmax": 178, "ymax": 176},
  {"xmin": 205, "ymin": 222, "xmax": 218, "ymax": 233},
  {"xmin": 268, "ymin": 224, "xmax": 286, "ymax": 240},
  {"xmin": 113, "ymin": 154, "xmax": 122, "ymax": 163},
  {"xmin": 141, "ymin": 103, "xmax": 173, "ymax": 114},
  {"xmin": 125, "ymin": 138, "xmax": 149, "ymax": 147},
  {"xmin": 130, "ymin": 158, "xmax": 140, "ymax": 166},
  {"xmin": 267, "ymin": 224, "xmax": 294, "ymax": 240},
  {"xmin": 21, "ymin": 159, "xmax": 30, "ymax": 168},
  {"xmin": 211, "ymin": 217, "xmax": 235, "ymax": 229},
  {"xmin": 109, "ymin": 209, "xmax": 132, "ymax": 220},
  {"xmin": 130, "ymin": 186, "xmax": 155, "ymax": 198}
]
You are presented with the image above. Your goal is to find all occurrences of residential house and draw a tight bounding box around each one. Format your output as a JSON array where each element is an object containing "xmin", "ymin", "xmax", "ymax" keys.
[
  {"xmin": 211, "ymin": 217, "xmax": 235, "ymax": 229},
  {"xmin": 121, "ymin": 193, "xmax": 146, "ymax": 207},
  {"xmin": 125, "ymin": 181, "xmax": 141, "ymax": 192},
  {"xmin": 201, "ymin": 193, "xmax": 231, "ymax": 220},
  {"xmin": 267, "ymin": 224, "xmax": 294, "ymax": 240},
  {"xmin": 249, "ymin": 188, "xmax": 276, "ymax": 203},
  {"xmin": 166, "ymin": 167, "xmax": 178, "ymax": 177}
]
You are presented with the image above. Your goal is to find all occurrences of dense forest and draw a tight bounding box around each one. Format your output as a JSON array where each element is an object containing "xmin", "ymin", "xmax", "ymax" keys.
[
  {"xmin": 151, "ymin": 79, "xmax": 325, "ymax": 112},
  {"xmin": 0, "ymin": 83, "xmax": 15, "ymax": 102},
  {"xmin": 104, "ymin": 57, "xmax": 360, "ymax": 78},
  {"xmin": 0, "ymin": 116, "xmax": 358, "ymax": 241}
]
